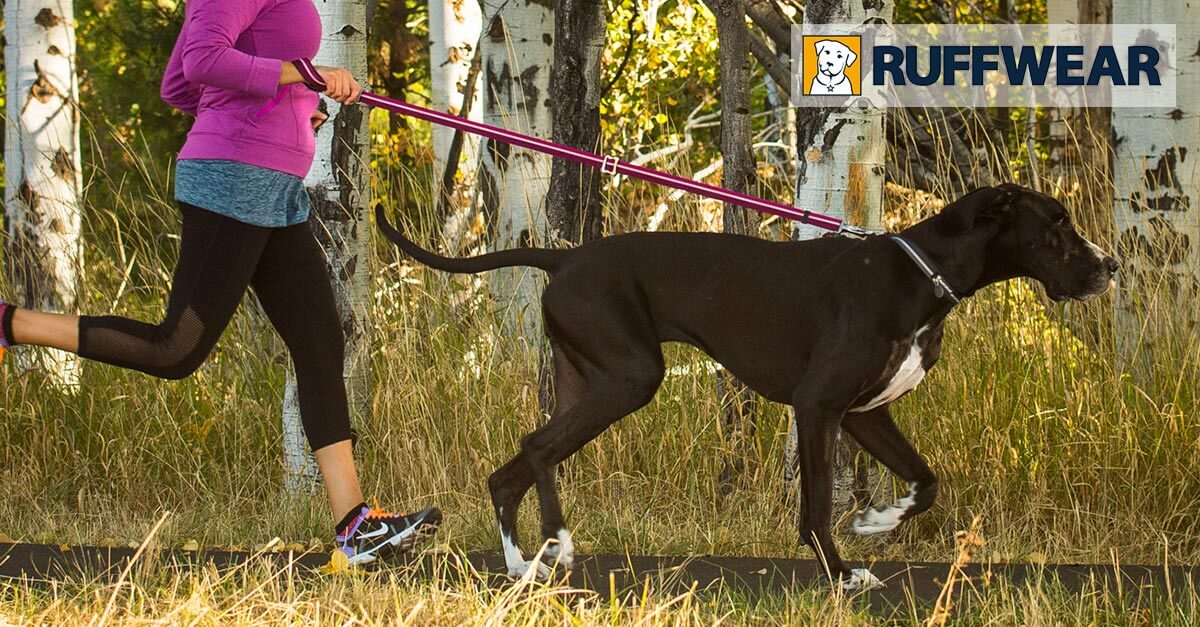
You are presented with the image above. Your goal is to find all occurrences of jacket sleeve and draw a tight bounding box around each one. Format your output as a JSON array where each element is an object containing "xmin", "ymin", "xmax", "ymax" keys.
[
  {"xmin": 177, "ymin": 0, "xmax": 282, "ymax": 100},
  {"xmin": 161, "ymin": 12, "xmax": 201, "ymax": 116}
]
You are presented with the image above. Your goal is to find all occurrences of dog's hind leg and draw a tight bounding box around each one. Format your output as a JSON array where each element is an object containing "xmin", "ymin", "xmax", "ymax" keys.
[
  {"xmin": 521, "ymin": 344, "xmax": 665, "ymax": 575},
  {"xmin": 841, "ymin": 406, "xmax": 938, "ymax": 536},
  {"xmin": 488, "ymin": 453, "xmax": 544, "ymax": 579}
]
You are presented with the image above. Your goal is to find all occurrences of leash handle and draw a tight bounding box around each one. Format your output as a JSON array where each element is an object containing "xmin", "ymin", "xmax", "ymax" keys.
[{"xmin": 291, "ymin": 59, "xmax": 328, "ymax": 93}]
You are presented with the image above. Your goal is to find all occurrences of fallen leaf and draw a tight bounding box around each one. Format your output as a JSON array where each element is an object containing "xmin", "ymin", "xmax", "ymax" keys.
[
  {"xmin": 181, "ymin": 539, "xmax": 200, "ymax": 552},
  {"xmin": 58, "ymin": 544, "xmax": 71, "ymax": 552},
  {"xmin": 318, "ymin": 549, "xmax": 351, "ymax": 575},
  {"xmin": 0, "ymin": 533, "xmax": 17, "ymax": 544}
]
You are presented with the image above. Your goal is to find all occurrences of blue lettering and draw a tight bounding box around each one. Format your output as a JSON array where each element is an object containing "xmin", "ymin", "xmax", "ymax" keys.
[
  {"xmin": 943, "ymin": 45, "xmax": 970, "ymax": 85},
  {"xmin": 971, "ymin": 45, "xmax": 1000, "ymax": 85},
  {"xmin": 1088, "ymin": 46, "xmax": 1125, "ymax": 86},
  {"xmin": 1127, "ymin": 46, "xmax": 1161, "ymax": 86},
  {"xmin": 1002, "ymin": 46, "xmax": 1053, "ymax": 85},
  {"xmin": 906, "ymin": 45, "xmax": 941, "ymax": 86},
  {"xmin": 873, "ymin": 46, "xmax": 906, "ymax": 85},
  {"xmin": 1056, "ymin": 45, "xmax": 1085, "ymax": 86}
]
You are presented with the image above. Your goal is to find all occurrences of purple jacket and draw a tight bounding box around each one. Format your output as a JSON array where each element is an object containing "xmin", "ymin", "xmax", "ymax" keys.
[{"xmin": 161, "ymin": 0, "xmax": 321, "ymax": 178}]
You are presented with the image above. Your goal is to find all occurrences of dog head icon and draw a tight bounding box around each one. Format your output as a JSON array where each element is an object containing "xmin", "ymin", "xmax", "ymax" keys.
[{"xmin": 815, "ymin": 39, "xmax": 857, "ymax": 78}]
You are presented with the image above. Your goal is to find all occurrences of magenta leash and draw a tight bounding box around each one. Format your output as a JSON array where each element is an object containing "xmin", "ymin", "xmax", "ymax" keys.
[{"xmin": 290, "ymin": 59, "xmax": 878, "ymax": 238}]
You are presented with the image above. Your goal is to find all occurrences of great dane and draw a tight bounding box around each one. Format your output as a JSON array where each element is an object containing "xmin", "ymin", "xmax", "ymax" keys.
[{"xmin": 377, "ymin": 184, "xmax": 1118, "ymax": 589}]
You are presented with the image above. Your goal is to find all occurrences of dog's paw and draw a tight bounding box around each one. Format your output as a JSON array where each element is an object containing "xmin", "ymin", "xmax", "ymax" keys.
[
  {"xmin": 851, "ymin": 487, "xmax": 917, "ymax": 536},
  {"xmin": 841, "ymin": 568, "xmax": 884, "ymax": 591},
  {"xmin": 507, "ymin": 559, "xmax": 553, "ymax": 581},
  {"xmin": 851, "ymin": 505, "xmax": 906, "ymax": 535},
  {"xmin": 540, "ymin": 529, "xmax": 576, "ymax": 571}
]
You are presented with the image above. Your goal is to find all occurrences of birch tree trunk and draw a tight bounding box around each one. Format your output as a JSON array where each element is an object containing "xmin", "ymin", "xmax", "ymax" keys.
[
  {"xmin": 430, "ymin": 0, "xmax": 483, "ymax": 222},
  {"xmin": 3, "ymin": 0, "xmax": 83, "ymax": 387},
  {"xmin": 1111, "ymin": 0, "xmax": 1200, "ymax": 365},
  {"xmin": 786, "ymin": 0, "xmax": 893, "ymax": 517},
  {"xmin": 545, "ymin": 0, "xmax": 605, "ymax": 247},
  {"xmin": 479, "ymin": 0, "xmax": 554, "ymax": 346},
  {"xmin": 701, "ymin": 0, "xmax": 762, "ymax": 495},
  {"xmin": 283, "ymin": 0, "xmax": 373, "ymax": 492}
]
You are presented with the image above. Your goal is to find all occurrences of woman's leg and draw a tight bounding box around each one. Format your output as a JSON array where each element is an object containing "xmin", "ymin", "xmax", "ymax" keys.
[
  {"xmin": 9, "ymin": 309, "xmax": 80, "ymax": 352},
  {"xmin": 4, "ymin": 204, "xmax": 271, "ymax": 378},
  {"xmin": 249, "ymin": 220, "xmax": 363, "ymax": 521},
  {"xmin": 76, "ymin": 205, "xmax": 273, "ymax": 378}
]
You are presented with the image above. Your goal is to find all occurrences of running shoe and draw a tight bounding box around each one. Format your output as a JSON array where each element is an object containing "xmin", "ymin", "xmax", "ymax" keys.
[{"xmin": 334, "ymin": 501, "xmax": 441, "ymax": 565}]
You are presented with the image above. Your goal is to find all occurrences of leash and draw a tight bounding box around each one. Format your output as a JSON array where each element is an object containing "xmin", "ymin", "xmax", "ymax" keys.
[
  {"xmin": 289, "ymin": 59, "xmax": 880, "ymax": 238},
  {"xmin": 886, "ymin": 235, "xmax": 961, "ymax": 303}
]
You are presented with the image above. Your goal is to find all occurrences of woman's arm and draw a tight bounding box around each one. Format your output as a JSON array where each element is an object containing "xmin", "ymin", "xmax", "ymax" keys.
[
  {"xmin": 161, "ymin": 9, "xmax": 201, "ymax": 115},
  {"xmin": 280, "ymin": 62, "xmax": 363, "ymax": 104},
  {"xmin": 180, "ymin": 0, "xmax": 281, "ymax": 99}
]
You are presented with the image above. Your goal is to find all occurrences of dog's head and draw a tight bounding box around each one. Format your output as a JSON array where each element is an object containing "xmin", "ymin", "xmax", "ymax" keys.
[
  {"xmin": 815, "ymin": 40, "xmax": 856, "ymax": 78},
  {"xmin": 935, "ymin": 184, "xmax": 1118, "ymax": 301}
]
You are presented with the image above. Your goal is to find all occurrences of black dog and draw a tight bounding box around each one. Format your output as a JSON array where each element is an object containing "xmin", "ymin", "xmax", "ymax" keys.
[{"xmin": 378, "ymin": 184, "xmax": 1117, "ymax": 589}]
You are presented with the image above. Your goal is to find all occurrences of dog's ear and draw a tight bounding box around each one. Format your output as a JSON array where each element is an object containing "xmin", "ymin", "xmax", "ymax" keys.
[
  {"xmin": 844, "ymin": 47, "xmax": 858, "ymax": 67},
  {"xmin": 815, "ymin": 40, "xmax": 829, "ymax": 55},
  {"xmin": 937, "ymin": 185, "xmax": 1019, "ymax": 234}
]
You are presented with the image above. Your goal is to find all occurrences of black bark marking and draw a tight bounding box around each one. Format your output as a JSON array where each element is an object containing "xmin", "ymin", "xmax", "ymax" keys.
[
  {"xmin": 52, "ymin": 148, "xmax": 74, "ymax": 181},
  {"xmin": 338, "ymin": 24, "xmax": 362, "ymax": 37},
  {"xmin": 47, "ymin": 45, "xmax": 61, "ymax": 56},
  {"xmin": 1130, "ymin": 147, "xmax": 1190, "ymax": 213},
  {"xmin": 488, "ymin": 16, "xmax": 506, "ymax": 42},
  {"xmin": 34, "ymin": 8, "xmax": 62, "ymax": 28},
  {"xmin": 30, "ymin": 61, "xmax": 59, "ymax": 103}
]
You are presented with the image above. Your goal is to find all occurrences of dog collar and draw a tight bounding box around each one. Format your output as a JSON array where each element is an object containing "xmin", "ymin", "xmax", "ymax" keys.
[{"xmin": 887, "ymin": 235, "xmax": 961, "ymax": 304}]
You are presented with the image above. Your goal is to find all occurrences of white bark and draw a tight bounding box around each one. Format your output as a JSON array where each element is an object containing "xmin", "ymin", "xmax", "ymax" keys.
[
  {"xmin": 786, "ymin": 0, "xmax": 893, "ymax": 517},
  {"xmin": 283, "ymin": 0, "xmax": 373, "ymax": 492},
  {"xmin": 430, "ymin": 0, "xmax": 483, "ymax": 185},
  {"xmin": 1111, "ymin": 1, "xmax": 1200, "ymax": 359},
  {"xmin": 479, "ymin": 0, "xmax": 554, "ymax": 345},
  {"xmin": 3, "ymin": 0, "xmax": 83, "ymax": 387}
]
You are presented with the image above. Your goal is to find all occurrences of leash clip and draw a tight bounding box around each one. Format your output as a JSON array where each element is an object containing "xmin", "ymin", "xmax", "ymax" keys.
[
  {"xmin": 839, "ymin": 223, "xmax": 882, "ymax": 239},
  {"xmin": 600, "ymin": 155, "xmax": 620, "ymax": 176}
]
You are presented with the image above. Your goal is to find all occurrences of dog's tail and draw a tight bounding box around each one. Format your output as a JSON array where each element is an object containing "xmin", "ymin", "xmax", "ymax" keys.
[{"xmin": 375, "ymin": 206, "xmax": 568, "ymax": 274}]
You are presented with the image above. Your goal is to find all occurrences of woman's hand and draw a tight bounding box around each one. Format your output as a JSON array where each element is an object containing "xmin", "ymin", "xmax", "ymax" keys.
[
  {"xmin": 315, "ymin": 66, "xmax": 362, "ymax": 104},
  {"xmin": 311, "ymin": 109, "xmax": 329, "ymax": 131}
]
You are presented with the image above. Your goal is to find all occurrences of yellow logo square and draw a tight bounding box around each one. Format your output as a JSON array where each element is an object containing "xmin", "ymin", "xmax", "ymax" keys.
[{"xmin": 802, "ymin": 35, "xmax": 862, "ymax": 96}]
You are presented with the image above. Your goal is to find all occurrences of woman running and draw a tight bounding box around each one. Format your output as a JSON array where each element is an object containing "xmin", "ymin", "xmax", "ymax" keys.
[{"xmin": 0, "ymin": 0, "xmax": 439, "ymax": 565}]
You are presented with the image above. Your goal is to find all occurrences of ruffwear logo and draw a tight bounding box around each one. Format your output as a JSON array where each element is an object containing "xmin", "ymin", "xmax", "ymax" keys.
[
  {"xmin": 801, "ymin": 36, "xmax": 862, "ymax": 96},
  {"xmin": 791, "ymin": 24, "xmax": 1176, "ymax": 108}
]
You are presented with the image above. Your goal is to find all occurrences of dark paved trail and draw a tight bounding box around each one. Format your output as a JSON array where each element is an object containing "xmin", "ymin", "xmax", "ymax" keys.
[{"xmin": 2, "ymin": 543, "xmax": 1195, "ymax": 614}]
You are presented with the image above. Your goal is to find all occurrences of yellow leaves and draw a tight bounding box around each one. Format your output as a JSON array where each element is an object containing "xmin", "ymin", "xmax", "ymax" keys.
[
  {"xmin": 181, "ymin": 539, "xmax": 200, "ymax": 552},
  {"xmin": 318, "ymin": 548, "xmax": 352, "ymax": 576}
]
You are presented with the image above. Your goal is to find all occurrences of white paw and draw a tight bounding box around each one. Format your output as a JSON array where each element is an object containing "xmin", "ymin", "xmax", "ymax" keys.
[
  {"xmin": 541, "ymin": 529, "xmax": 576, "ymax": 571},
  {"xmin": 851, "ymin": 485, "xmax": 916, "ymax": 536},
  {"xmin": 508, "ymin": 559, "xmax": 552, "ymax": 581},
  {"xmin": 851, "ymin": 506, "xmax": 905, "ymax": 535},
  {"xmin": 842, "ymin": 568, "xmax": 884, "ymax": 591}
]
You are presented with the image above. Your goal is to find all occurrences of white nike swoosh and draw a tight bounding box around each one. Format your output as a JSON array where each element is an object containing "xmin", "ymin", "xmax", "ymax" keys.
[{"xmin": 359, "ymin": 523, "xmax": 390, "ymax": 540}]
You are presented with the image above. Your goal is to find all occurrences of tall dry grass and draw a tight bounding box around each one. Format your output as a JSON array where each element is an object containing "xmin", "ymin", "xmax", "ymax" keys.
[{"xmin": 1, "ymin": 104, "xmax": 1197, "ymax": 623}]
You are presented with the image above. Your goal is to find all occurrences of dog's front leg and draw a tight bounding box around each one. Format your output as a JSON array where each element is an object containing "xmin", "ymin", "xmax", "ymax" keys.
[
  {"xmin": 792, "ymin": 397, "xmax": 883, "ymax": 591},
  {"xmin": 841, "ymin": 405, "xmax": 939, "ymax": 535}
]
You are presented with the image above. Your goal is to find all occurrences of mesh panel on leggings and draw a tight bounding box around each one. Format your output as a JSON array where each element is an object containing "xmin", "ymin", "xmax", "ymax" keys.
[{"xmin": 84, "ymin": 307, "xmax": 206, "ymax": 372}]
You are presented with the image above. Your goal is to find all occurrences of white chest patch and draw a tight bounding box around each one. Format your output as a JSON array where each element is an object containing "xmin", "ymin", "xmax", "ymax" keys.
[{"xmin": 849, "ymin": 326, "xmax": 929, "ymax": 413}]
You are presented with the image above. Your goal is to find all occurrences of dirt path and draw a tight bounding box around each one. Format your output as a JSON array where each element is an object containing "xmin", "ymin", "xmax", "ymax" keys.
[{"xmin": 1, "ymin": 542, "xmax": 1194, "ymax": 613}]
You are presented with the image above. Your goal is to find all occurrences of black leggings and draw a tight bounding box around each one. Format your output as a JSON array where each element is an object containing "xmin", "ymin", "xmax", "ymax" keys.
[{"xmin": 78, "ymin": 202, "xmax": 352, "ymax": 450}]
